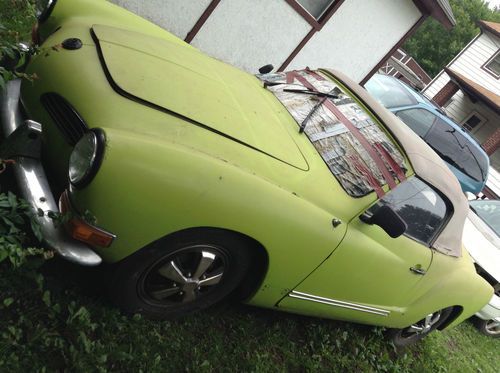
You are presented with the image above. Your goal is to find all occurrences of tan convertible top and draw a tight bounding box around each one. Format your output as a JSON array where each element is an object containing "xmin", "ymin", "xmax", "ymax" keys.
[{"xmin": 321, "ymin": 69, "xmax": 468, "ymax": 257}]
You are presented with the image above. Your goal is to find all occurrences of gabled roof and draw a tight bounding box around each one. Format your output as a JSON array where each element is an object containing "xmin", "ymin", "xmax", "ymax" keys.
[
  {"xmin": 445, "ymin": 67, "xmax": 500, "ymax": 115},
  {"xmin": 478, "ymin": 20, "xmax": 500, "ymax": 38},
  {"xmin": 414, "ymin": 0, "xmax": 456, "ymax": 29}
]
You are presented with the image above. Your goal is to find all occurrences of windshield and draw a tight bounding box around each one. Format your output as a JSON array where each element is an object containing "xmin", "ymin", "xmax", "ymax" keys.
[
  {"xmin": 258, "ymin": 70, "xmax": 408, "ymax": 197},
  {"xmin": 470, "ymin": 200, "xmax": 500, "ymax": 236},
  {"xmin": 364, "ymin": 74, "xmax": 418, "ymax": 109}
]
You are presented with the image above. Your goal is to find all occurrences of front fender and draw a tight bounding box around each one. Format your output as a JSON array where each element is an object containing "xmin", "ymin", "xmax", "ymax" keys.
[{"xmin": 70, "ymin": 128, "xmax": 348, "ymax": 307}]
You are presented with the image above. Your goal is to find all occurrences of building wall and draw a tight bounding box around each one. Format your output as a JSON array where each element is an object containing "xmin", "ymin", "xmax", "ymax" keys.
[
  {"xmin": 110, "ymin": 0, "xmax": 212, "ymax": 40},
  {"xmin": 288, "ymin": 0, "xmax": 422, "ymax": 82},
  {"xmin": 190, "ymin": 0, "xmax": 310, "ymax": 74},
  {"xmin": 424, "ymin": 31, "xmax": 500, "ymax": 98},
  {"xmin": 442, "ymin": 91, "xmax": 500, "ymax": 167},
  {"xmin": 110, "ymin": 0, "xmax": 423, "ymax": 83}
]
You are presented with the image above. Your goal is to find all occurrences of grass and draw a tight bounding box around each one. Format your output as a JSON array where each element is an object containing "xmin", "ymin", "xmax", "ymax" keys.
[
  {"xmin": 0, "ymin": 258, "xmax": 499, "ymax": 372},
  {"xmin": 0, "ymin": 1, "xmax": 498, "ymax": 372}
]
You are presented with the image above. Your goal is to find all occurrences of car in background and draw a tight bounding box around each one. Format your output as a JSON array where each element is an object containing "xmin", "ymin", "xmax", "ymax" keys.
[
  {"xmin": 463, "ymin": 199, "xmax": 500, "ymax": 337},
  {"xmin": 365, "ymin": 73, "xmax": 489, "ymax": 195}
]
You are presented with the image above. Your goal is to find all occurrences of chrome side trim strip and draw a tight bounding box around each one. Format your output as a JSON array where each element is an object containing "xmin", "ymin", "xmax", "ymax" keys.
[{"xmin": 289, "ymin": 291, "xmax": 390, "ymax": 317}]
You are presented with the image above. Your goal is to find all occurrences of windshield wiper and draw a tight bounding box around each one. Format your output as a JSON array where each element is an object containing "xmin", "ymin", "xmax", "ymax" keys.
[
  {"xmin": 283, "ymin": 88, "xmax": 339, "ymax": 99},
  {"xmin": 282, "ymin": 88, "xmax": 339, "ymax": 133},
  {"xmin": 299, "ymin": 96, "xmax": 327, "ymax": 133}
]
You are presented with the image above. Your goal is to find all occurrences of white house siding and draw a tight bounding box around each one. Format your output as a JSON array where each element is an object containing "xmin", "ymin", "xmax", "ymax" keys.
[
  {"xmin": 110, "ymin": 0, "xmax": 212, "ymax": 40},
  {"xmin": 447, "ymin": 32, "xmax": 500, "ymax": 94},
  {"xmin": 422, "ymin": 70, "xmax": 449, "ymax": 98},
  {"xmin": 443, "ymin": 91, "xmax": 473, "ymax": 122},
  {"xmin": 442, "ymin": 90, "xmax": 500, "ymax": 167},
  {"xmin": 287, "ymin": 0, "xmax": 422, "ymax": 82},
  {"xmin": 445, "ymin": 91, "xmax": 498, "ymax": 141},
  {"xmin": 424, "ymin": 32, "xmax": 500, "ymax": 98},
  {"xmin": 109, "ymin": 0, "xmax": 424, "ymax": 82},
  {"xmin": 190, "ymin": 0, "xmax": 310, "ymax": 74}
]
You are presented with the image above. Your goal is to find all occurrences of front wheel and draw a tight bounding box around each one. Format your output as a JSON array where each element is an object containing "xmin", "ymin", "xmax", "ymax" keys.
[
  {"xmin": 473, "ymin": 317, "xmax": 500, "ymax": 338},
  {"xmin": 387, "ymin": 307, "xmax": 452, "ymax": 347},
  {"xmin": 108, "ymin": 229, "xmax": 253, "ymax": 319}
]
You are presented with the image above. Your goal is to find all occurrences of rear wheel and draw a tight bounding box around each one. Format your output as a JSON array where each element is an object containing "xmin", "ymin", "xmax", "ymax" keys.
[
  {"xmin": 109, "ymin": 229, "xmax": 252, "ymax": 319},
  {"xmin": 387, "ymin": 307, "xmax": 452, "ymax": 347},
  {"xmin": 473, "ymin": 318, "xmax": 500, "ymax": 338}
]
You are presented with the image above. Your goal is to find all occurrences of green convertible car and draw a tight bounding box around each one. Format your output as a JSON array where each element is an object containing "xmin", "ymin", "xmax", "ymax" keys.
[{"xmin": 0, "ymin": 0, "xmax": 494, "ymax": 347}]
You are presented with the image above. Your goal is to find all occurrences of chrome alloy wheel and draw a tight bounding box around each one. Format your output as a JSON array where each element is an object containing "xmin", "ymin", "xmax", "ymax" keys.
[
  {"xmin": 141, "ymin": 244, "xmax": 227, "ymax": 305},
  {"xmin": 484, "ymin": 319, "xmax": 500, "ymax": 336},
  {"xmin": 403, "ymin": 311, "xmax": 442, "ymax": 336},
  {"xmin": 388, "ymin": 307, "xmax": 452, "ymax": 347}
]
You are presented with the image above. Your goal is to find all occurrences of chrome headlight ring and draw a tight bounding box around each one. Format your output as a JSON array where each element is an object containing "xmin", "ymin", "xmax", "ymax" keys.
[
  {"xmin": 36, "ymin": 0, "xmax": 57, "ymax": 23},
  {"xmin": 69, "ymin": 129, "xmax": 105, "ymax": 188}
]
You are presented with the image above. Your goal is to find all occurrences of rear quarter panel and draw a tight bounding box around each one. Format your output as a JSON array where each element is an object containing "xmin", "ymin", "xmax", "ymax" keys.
[{"xmin": 402, "ymin": 249, "xmax": 493, "ymax": 329}]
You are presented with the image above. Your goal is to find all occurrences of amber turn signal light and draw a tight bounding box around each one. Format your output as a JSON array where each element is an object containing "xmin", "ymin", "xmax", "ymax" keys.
[
  {"xmin": 59, "ymin": 191, "xmax": 115, "ymax": 248},
  {"xmin": 66, "ymin": 218, "xmax": 115, "ymax": 248}
]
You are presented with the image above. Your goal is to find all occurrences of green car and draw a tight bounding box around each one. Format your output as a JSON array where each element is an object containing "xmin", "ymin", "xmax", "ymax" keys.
[{"xmin": 0, "ymin": 0, "xmax": 493, "ymax": 347}]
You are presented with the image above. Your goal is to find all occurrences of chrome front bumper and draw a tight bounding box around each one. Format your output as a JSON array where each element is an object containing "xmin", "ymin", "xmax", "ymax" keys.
[{"xmin": 0, "ymin": 79, "xmax": 101, "ymax": 266}]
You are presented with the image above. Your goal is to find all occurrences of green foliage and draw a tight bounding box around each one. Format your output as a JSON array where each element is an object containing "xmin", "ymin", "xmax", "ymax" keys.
[
  {"xmin": 0, "ymin": 0, "xmax": 36, "ymax": 89},
  {"xmin": 404, "ymin": 0, "xmax": 500, "ymax": 77},
  {"xmin": 0, "ymin": 191, "xmax": 48, "ymax": 268},
  {"xmin": 1, "ymin": 265, "xmax": 499, "ymax": 372}
]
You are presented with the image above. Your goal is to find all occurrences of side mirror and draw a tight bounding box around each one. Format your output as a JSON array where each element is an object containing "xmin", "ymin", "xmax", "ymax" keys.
[
  {"xmin": 360, "ymin": 205, "xmax": 407, "ymax": 238},
  {"xmin": 258, "ymin": 64, "xmax": 274, "ymax": 74}
]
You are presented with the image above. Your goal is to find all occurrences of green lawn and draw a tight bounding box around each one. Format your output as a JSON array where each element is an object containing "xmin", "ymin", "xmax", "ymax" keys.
[
  {"xmin": 0, "ymin": 1, "xmax": 498, "ymax": 372},
  {"xmin": 0, "ymin": 258, "xmax": 499, "ymax": 372}
]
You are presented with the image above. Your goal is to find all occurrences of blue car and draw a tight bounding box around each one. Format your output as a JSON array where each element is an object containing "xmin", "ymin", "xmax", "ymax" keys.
[{"xmin": 365, "ymin": 74, "xmax": 489, "ymax": 195}]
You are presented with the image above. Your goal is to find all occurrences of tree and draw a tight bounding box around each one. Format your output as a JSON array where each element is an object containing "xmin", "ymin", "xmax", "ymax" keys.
[{"xmin": 403, "ymin": 0, "xmax": 500, "ymax": 77}]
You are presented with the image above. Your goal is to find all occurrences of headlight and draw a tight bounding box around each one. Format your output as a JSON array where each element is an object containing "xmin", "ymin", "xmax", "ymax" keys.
[
  {"xmin": 36, "ymin": 0, "xmax": 57, "ymax": 23},
  {"xmin": 69, "ymin": 129, "xmax": 105, "ymax": 188}
]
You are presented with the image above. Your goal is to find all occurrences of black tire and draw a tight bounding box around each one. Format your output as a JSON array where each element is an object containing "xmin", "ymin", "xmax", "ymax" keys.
[
  {"xmin": 473, "ymin": 317, "xmax": 500, "ymax": 338},
  {"xmin": 108, "ymin": 229, "xmax": 253, "ymax": 319},
  {"xmin": 387, "ymin": 307, "xmax": 453, "ymax": 348}
]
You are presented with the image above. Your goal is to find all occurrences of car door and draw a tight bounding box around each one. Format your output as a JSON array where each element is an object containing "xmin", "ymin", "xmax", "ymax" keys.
[{"xmin": 278, "ymin": 177, "xmax": 450, "ymax": 324}]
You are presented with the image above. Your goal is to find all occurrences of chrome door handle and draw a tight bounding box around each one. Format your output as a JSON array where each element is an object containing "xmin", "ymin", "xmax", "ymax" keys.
[{"xmin": 410, "ymin": 266, "xmax": 426, "ymax": 275}]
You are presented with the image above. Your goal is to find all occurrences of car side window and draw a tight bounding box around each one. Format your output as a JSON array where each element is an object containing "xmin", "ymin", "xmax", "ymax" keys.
[
  {"xmin": 368, "ymin": 178, "xmax": 449, "ymax": 245},
  {"xmin": 395, "ymin": 108, "xmax": 436, "ymax": 138},
  {"xmin": 423, "ymin": 118, "xmax": 487, "ymax": 183}
]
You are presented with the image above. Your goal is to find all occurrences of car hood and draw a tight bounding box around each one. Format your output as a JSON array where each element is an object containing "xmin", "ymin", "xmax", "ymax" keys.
[
  {"xmin": 91, "ymin": 24, "xmax": 308, "ymax": 170},
  {"xmin": 463, "ymin": 210, "xmax": 500, "ymax": 282}
]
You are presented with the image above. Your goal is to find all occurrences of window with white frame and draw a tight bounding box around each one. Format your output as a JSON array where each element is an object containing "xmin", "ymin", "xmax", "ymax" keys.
[
  {"xmin": 296, "ymin": 0, "xmax": 336, "ymax": 19},
  {"xmin": 462, "ymin": 111, "xmax": 487, "ymax": 133},
  {"xmin": 286, "ymin": 0, "xmax": 341, "ymax": 29},
  {"xmin": 483, "ymin": 50, "xmax": 500, "ymax": 78}
]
